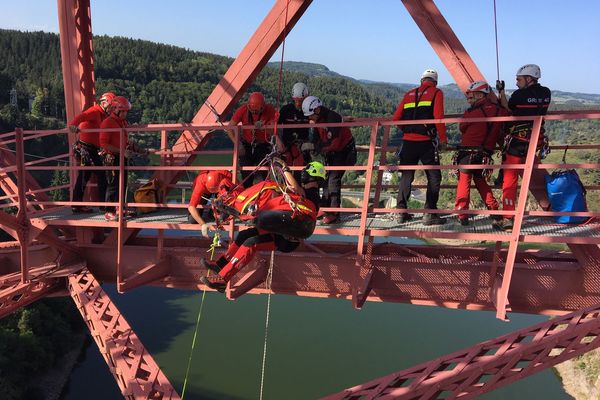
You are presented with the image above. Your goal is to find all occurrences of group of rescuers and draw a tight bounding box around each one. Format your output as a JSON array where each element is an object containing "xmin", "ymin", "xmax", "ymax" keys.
[{"xmin": 69, "ymin": 63, "xmax": 551, "ymax": 291}]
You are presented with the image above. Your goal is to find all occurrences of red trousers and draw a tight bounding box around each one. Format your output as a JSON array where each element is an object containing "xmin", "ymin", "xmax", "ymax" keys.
[
  {"xmin": 501, "ymin": 154, "xmax": 551, "ymax": 218},
  {"xmin": 218, "ymin": 228, "xmax": 276, "ymax": 282},
  {"xmin": 455, "ymin": 172, "xmax": 498, "ymax": 220}
]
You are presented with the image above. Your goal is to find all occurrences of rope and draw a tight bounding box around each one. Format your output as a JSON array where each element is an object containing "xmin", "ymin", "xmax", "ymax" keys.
[
  {"xmin": 181, "ymin": 283, "xmax": 209, "ymax": 399},
  {"xmin": 259, "ymin": 250, "xmax": 276, "ymax": 400},
  {"xmin": 493, "ymin": 0, "xmax": 500, "ymax": 80}
]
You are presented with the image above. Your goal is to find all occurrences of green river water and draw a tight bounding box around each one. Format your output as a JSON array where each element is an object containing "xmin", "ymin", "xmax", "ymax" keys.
[{"xmin": 61, "ymin": 284, "xmax": 570, "ymax": 399}]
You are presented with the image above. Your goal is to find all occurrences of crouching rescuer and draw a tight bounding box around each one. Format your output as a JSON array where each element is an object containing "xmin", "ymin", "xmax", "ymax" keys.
[{"xmin": 200, "ymin": 159, "xmax": 326, "ymax": 292}]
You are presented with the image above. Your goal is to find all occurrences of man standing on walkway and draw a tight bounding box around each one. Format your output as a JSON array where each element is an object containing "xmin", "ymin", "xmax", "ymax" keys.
[
  {"xmin": 392, "ymin": 69, "xmax": 448, "ymax": 225},
  {"xmin": 495, "ymin": 64, "xmax": 551, "ymax": 230}
]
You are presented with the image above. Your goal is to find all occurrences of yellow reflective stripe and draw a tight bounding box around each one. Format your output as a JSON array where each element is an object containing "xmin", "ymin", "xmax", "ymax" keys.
[
  {"xmin": 296, "ymin": 203, "xmax": 313, "ymax": 213},
  {"xmin": 403, "ymin": 102, "xmax": 416, "ymax": 109},
  {"xmin": 417, "ymin": 100, "xmax": 432, "ymax": 107},
  {"xmin": 238, "ymin": 185, "xmax": 280, "ymax": 214}
]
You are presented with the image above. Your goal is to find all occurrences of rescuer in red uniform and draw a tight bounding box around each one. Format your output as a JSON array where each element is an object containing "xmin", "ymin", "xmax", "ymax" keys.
[
  {"xmin": 302, "ymin": 96, "xmax": 356, "ymax": 224},
  {"xmin": 99, "ymin": 96, "xmax": 143, "ymax": 221},
  {"xmin": 228, "ymin": 92, "xmax": 278, "ymax": 188},
  {"xmin": 392, "ymin": 69, "xmax": 448, "ymax": 225},
  {"xmin": 200, "ymin": 160, "xmax": 326, "ymax": 292},
  {"xmin": 495, "ymin": 64, "xmax": 551, "ymax": 230},
  {"xmin": 68, "ymin": 92, "xmax": 115, "ymax": 213},
  {"xmin": 187, "ymin": 170, "xmax": 234, "ymax": 236},
  {"xmin": 454, "ymin": 81, "xmax": 508, "ymax": 225}
]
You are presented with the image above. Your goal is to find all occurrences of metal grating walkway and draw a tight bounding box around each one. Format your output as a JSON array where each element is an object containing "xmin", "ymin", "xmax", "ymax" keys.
[{"xmin": 32, "ymin": 207, "xmax": 600, "ymax": 243}]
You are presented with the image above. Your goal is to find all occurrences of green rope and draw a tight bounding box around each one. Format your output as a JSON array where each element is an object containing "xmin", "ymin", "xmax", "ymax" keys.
[
  {"xmin": 181, "ymin": 285, "xmax": 208, "ymax": 399},
  {"xmin": 181, "ymin": 233, "xmax": 220, "ymax": 399}
]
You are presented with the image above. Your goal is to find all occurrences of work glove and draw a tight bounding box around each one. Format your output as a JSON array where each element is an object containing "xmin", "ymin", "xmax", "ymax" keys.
[
  {"xmin": 271, "ymin": 157, "xmax": 290, "ymax": 173},
  {"xmin": 300, "ymin": 142, "xmax": 315, "ymax": 152},
  {"xmin": 68, "ymin": 125, "xmax": 79, "ymax": 134},
  {"xmin": 200, "ymin": 223, "xmax": 209, "ymax": 238},
  {"xmin": 254, "ymin": 120, "xmax": 264, "ymax": 129},
  {"xmin": 496, "ymin": 80, "xmax": 505, "ymax": 92}
]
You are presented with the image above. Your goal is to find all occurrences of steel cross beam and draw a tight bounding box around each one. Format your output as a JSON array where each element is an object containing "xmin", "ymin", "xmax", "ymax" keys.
[
  {"xmin": 160, "ymin": 0, "xmax": 312, "ymax": 179},
  {"xmin": 0, "ymin": 278, "xmax": 65, "ymax": 319},
  {"xmin": 323, "ymin": 303, "xmax": 600, "ymax": 400},
  {"xmin": 68, "ymin": 269, "xmax": 180, "ymax": 400},
  {"xmin": 107, "ymin": 0, "xmax": 313, "ymax": 246},
  {"xmin": 57, "ymin": 0, "xmax": 96, "ymax": 122},
  {"xmin": 401, "ymin": 0, "xmax": 485, "ymax": 92}
]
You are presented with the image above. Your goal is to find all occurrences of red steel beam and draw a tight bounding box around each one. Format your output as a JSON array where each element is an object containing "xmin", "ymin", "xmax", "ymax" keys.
[
  {"xmin": 57, "ymin": 0, "xmax": 96, "ymax": 196},
  {"xmin": 402, "ymin": 0, "xmax": 485, "ymax": 92},
  {"xmin": 322, "ymin": 302, "xmax": 600, "ymax": 399},
  {"xmin": 57, "ymin": 0, "xmax": 96, "ymax": 122},
  {"xmin": 0, "ymin": 279, "xmax": 65, "ymax": 319},
  {"xmin": 107, "ymin": 0, "xmax": 313, "ymax": 246},
  {"xmin": 68, "ymin": 269, "xmax": 180, "ymax": 399},
  {"xmin": 152, "ymin": 0, "xmax": 312, "ymax": 187}
]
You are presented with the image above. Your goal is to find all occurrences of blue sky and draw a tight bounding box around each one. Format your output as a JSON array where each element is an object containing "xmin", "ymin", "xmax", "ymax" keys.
[{"xmin": 2, "ymin": 0, "xmax": 600, "ymax": 93}]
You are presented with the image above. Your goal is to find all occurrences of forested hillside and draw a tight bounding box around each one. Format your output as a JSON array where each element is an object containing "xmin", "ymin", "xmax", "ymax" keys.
[{"xmin": 1, "ymin": 28, "xmax": 599, "ymax": 206}]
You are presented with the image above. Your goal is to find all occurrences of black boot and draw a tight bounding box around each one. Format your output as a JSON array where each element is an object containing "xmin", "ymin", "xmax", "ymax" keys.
[{"xmin": 201, "ymin": 276, "xmax": 226, "ymax": 293}]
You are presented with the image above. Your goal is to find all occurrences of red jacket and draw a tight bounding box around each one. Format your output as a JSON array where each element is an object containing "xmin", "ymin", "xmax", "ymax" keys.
[
  {"xmin": 392, "ymin": 80, "xmax": 447, "ymax": 143},
  {"xmin": 231, "ymin": 104, "xmax": 277, "ymax": 144},
  {"xmin": 263, "ymin": 192, "xmax": 317, "ymax": 221},
  {"xmin": 69, "ymin": 104, "xmax": 107, "ymax": 147},
  {"xmin": 189, "ymin": 171, "xmax": 233, "ymax": 207},
  {"xmin": 228, "ymin": 180, "xmax": 281, "ymax": 220},
  {"xmin": 459, "ymin": 98, "xmax": 509, "ymax": 151},
  {"xmin": 99, "ymin": 114, "xmax": 128, "ymax": 152}
]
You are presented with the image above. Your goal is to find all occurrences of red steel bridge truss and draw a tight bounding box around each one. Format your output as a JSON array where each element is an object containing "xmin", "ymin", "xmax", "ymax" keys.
[{"xmin": 1, "ymin": 0, "xmax": 600, "ymax": 398}]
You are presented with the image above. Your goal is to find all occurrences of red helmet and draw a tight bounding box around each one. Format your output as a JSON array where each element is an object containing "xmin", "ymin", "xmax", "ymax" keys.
[
  {"xmin": 111, "ymin": 96, "xmax": 132, "ymax": 113},
  {"xmin": 99, "ymin": 92, "xmax": 116, "ymax": 110},
  {"xmin": 248, "ymin": 92, "xmax": 265, "ymax": 114},
  {"xmin": 205, "ymin": 171, "xmax": 223, "ymax": 193}
]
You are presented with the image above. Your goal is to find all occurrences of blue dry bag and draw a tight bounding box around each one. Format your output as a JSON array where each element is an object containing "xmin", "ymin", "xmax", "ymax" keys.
[{"xmin": 545, "ymin": 170, "xmax": 587, "ymax": 224}]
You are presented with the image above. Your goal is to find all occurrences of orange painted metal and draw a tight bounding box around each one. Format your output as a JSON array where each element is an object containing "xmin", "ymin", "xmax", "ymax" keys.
[
  {"xmin": 68, "ymin": 269, "xmax": 181, "ymax": 399},
  {"xmin": 402, "ymin": 0, "xmax": 485, "ymax": 92},
  {"xmin": 322, "ymin": 302, "xmax": 600, "ymax": 399},
  {"xmin": 0, "ymin": 279, "xmax": 65, "ymax": 319}
]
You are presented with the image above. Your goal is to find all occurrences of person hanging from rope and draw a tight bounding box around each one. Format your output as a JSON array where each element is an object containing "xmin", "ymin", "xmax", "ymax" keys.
[
  {"xmin": 392, "ymin": 68, "xmax": 448, "ymax": 225},
  {"xmin": 454, "ymin": 81, "xmax": 509, "ymax": 226},
  {"xmin": 99, "ymin": 96, "xmax": 147, "ymax": 221},
  {"xmin": 278, "ymin": 82, "xmax": 312, "ymax": 178},
  {"xmin": 68, "ymin": 92, "xmax": 115, "ymax": 214},
  {"xmin": 302, "ymin": 96, "xmax": 356, "ymax": 225},
  {"xmin": 187, "ymin": 170, "xmax": 235, "ymax": 237},
  {"xmin": 200, "ymin": 159, "xmax": 326, "ymax": 292},
  {"xmin": 494, "ymin": 64, "xmax": 551, "ymax": 231},
  {"xmin": 227, "ymin": 92, "xmax": 279, "ymax": 188}
]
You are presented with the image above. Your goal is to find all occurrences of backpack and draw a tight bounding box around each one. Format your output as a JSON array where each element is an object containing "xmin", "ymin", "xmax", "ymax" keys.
[
  {"xmin": 134, "ymin": 178, "xmax": 163, "ymax": 214},
  {"xmin": 545, "ymin": 170, "xmax": 587, "ymax": 224}
]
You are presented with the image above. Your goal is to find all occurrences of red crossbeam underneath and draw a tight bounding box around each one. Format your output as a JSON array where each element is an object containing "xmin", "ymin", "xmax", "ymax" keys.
[
  {"xmin": 67, "ymin": 269, "xmax": 181, "ymax": 400},
  {"xmin": 323, "ymin": 303, "xmax": 600, "ymax": 399},
  {"xmin": 0, "ymin": 278, "xmax": 65, "ymax": 319}
]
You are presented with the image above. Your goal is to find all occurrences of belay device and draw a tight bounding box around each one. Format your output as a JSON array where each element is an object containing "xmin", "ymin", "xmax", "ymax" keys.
[{"xmin": 544, "ymin": 147, "xmax": 588, "ymax": 224}]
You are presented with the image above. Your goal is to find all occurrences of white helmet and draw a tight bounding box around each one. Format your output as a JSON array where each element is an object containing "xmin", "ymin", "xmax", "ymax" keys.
[
  {"xmin": 516, "ymin": 64, "xmax": 541, "ymax": 79},
  {"xmin": 421, "ymin": 69, "xmax": 438, "ymax": 82},
  {"xmin": 466, "ymin": 80, "xmax": 490, "ymax": 94},
  {"xmin": 292, "ymin": 82, "xmax": 309, "ymax": 99},
  {"xmin": 302, "ymin": 96, "xmax": 322, "ymax": 116}
]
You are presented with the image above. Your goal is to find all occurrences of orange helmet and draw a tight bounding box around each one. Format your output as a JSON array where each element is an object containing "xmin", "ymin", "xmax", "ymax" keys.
[
  {"xmin": 99, "ymin": 92, "xmax": 116, "ymax": 110},
  {"xmin": 205, "ymin": 171, "xmax": 223, "ymax": 193},
  {"xmin": 111, "ymin": 96, "xmax": 131, "ymax": 113},
  {"xmin": 248, "ymin": 92, "xmax": 265, "ymax": 114}
]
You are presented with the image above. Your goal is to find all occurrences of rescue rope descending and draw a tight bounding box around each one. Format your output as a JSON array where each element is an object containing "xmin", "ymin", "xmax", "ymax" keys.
[{"xmin": 493, "ymin": 0, "xmax": 500, "ymax": 80}]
